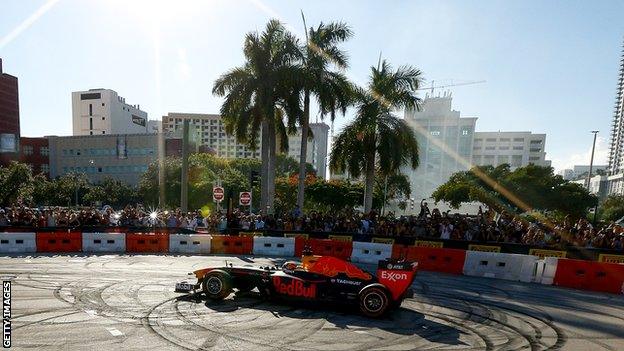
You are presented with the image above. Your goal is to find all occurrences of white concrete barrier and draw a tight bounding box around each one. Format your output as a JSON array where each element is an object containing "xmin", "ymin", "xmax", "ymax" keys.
[
  {"xmin": 170, "ymin": 234, "xmax": 211, "ymax": 254},
  {"xmin": 463, "ymin": 251, "xmax": 538, "ymax": 282},
  {"xmin": 0, "ymin": 232, "xmax": 36, "ymax": 253},
  {"xmin": 82, "ymin": 232, "xmax": 126, "ymax": 252},
  {"xmin": 350, "ymin": 241, "xmax": 392, "ymax": 264},
  {"xmin": 538, "ymin": 257, "xmax": 559, "ymax": 285},
  {"xmin": 252, "ymin": 237, "xmax": 295, "ymax": 257}
]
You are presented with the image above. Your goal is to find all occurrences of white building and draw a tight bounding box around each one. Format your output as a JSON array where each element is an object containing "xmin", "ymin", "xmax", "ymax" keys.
[
  {"xmin": 72, "ymin": 89, "xmax": 148, "ymax": 136},
  {"xmin": 161, "ymin": 113, "xmax": 330, "ymax": 178},
  {"xmin": 472, "ymin": 131, "xmax": 551, "ymax": 169},
  {"xmin": 287, "ymin": 123, "xmax": 330, "ymax": 179},
  {"xmin": 403, "ymin": 93, "xmax": 477, "ymax": 200},
  {"xmin": 607, "ymin": 41, "xmax": 624, "ymax": 175}
]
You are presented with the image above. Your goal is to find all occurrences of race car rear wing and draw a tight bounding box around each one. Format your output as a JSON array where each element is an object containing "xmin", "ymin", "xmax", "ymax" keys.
[{"xmin": 376, "ymin": 259, "xmax": 418, "ymax": 300}]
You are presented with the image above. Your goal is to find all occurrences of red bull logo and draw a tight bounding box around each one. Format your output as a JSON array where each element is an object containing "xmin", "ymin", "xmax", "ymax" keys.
[
  {"xmin": 272, "ymin": 277, "xmax": 316, "ymax": 298},
  {"xmin": 307, "ymin": 256, "xmax": 372, "ymax": 280}
]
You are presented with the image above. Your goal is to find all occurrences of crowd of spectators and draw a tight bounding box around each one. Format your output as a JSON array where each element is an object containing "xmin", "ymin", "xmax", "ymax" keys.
[{"xmin": 1, "ymin": 201, "xmax": 623, "ymax": 251}]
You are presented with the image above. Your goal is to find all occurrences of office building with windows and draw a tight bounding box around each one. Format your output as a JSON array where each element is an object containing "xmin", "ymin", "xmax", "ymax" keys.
[
  {"xmin": 0, "ymin": 58, "xmax": 20, "ymax": 165},
  {"xmin": 48, "ymin": 133, "xmax": 159, "ymax": 185},
  {"xmin": 607, "ymin": 41, "xmax": 624, "ymax": 175},
  {"xmin": 471, "ymin": 131, "xmax": 551, "ymax": 169},
  {"xmin": 72, "ymin": 89, "xmax": 148, "ymax": 136},
  {"xmin": 19, "ymin": 137, "xmax": 50, "ymax": 176},
  {"xmin": 403, "ymin": 93, "xmax": 477, "ymax": 200},
  {"xmin": 162, "ymin": 113, "xmax": 330, "ymax": 178}
]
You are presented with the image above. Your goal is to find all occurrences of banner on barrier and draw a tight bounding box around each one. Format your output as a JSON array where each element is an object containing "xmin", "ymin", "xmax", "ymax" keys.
[
  {"xmin": 415, "ymin": 240, "xmax": 443, "ymax": 248},
  {"xmin": 468, "ymin": 244, "xmax": 501, "ymax": 253},
  {"xmin": 329, "ymin": 235, "xmax": 352, "ymax": 242},
  {"xmin": 372, "ymin": 237, "xmax": 394, "ymax": 244},
  {"xmin": 598, "ymin": 254, "xmax": 624, "ymax": 264},
  {"xmin": 239, "ymin": 232, "xmax": 263, "ymax": 237},
  {"xmin": 284, "ymin": 233, "xmax": 309, "ymax": 239},
  {"xmin": 529, "ymin": 249, "xmax": 567, "ymax": 259}
]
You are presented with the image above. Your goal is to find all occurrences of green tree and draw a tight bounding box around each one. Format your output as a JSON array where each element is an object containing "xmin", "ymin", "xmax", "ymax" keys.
[
  {"xmin": 330, "ymin": 60, "xmax": 422, "ymax": 212},
  {"xmin": 212, "ymin": 19, "xmax": 302, "ymax": 214},
  {"xmin": 0, "ymin": 161, "xmax": 34, "ymax": 206},
  {"xmin": 432, "ymin": 164, "xmax": 597, "ymax": 217},
  {"xmin": 600, "ymin": 195, "xmax": 624, "ymax": 222},
  {"xmin": 294, "ymin": 19, "xmax": 353, "ymax": 212}
]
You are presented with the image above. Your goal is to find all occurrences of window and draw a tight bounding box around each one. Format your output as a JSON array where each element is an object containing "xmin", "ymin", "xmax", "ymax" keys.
[
  {"xmin": 81, "ymin": 92, "xmax": 101, "ymax": 100},
  {"xmin": 90, "ymin": 131, "xmax": 93, "ymax": 135},
  {"xmin": 102, "ymin": 131, "xmax": 105, "ymax": 134},
  {"xmin": 22, "ymin": 145, "xmax": 34, "ymax": 155},
  {"xmin": 513, "ymin": 138, "xmax": 525, "ymax": 142},
  {"xmin": 102, "ymin": 117, "xmax": 105, "ymax": 120},
  {"xmin": 40, "ymin": 146, "xmax": 49, "ymax": 156},
  {"xmin": 474, "ymin": 138, "xmax": 482, "ymax": 142},
  {"xmin": 529, "ymin": 156, "xmax": 540, "ymax": 161},
  {"xmin": 430, "ymin": 131, "xmax": 441, "ymax": 136},
  {"xmin": 89, "ymin": 118, "xmax": 93, "ymax": 130},
  {"xmin": 530, "ymin": 140, "xmax": 542, "ymax": 144},
  {"xmin": 513, "ymin": 146, "xmax": 524, "ymax": 150},
  {"xmin": 486, "ymin": 138, "xmax": 496, "ymax": 142},
  {"xmin": 499, "ymin": 146, "xmax": 510, "ymax": 150},
  {"xmin": 500, "ymin": 138, "xmax": 510, "ymax": 142},
  {"xmin": 89, "ymin": 104, "xmax": 93, "ymax": 116},
  {"xmin": 42, "ymin": 164, "xmax": 49, "ymax": 173},
  {"xmin": 485, "ymin": 146, "xmax": 496, "ymax": 150},
  {"xmin": 98, "ymin": 167, "xmax": 102, "ymax": 173},
  {"xmin": 473, "ymin": 146, "xmax": 481, "ymax": 150},
  {"xmin": 102, "ymin": 103, "xmax": 105, "ymax": 106},
  {"xmin": 530, "ymin": 148, "xmax": 541, "ymax": 152},
  {"xmin": 461, "ymin": 130, "xmax": 469, "ymax": 136}
]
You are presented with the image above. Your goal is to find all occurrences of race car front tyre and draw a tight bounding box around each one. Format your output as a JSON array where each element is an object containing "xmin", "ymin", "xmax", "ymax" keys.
[
  {"xmin": 359, "ymin": 286, "xmax": 390, "ymax": 318},
  {"xmin": 202, "ymin": 271, "xmax": 233, "ymax": 300}
]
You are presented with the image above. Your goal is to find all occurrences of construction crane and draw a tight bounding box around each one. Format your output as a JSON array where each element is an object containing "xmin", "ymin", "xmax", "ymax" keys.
[{"xmin": 417, "ymin": 79, "xmax": 486, "ymax": 95}]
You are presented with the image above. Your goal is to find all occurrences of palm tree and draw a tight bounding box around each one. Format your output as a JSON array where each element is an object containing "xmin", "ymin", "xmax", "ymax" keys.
[
  {"xmin": 330, "ymin": 60, "xmax": 422, "ymax": 213},
  {"xmin": 212, "ymin": 20, "xmax": 302, "ymax": 213},
  {"xmin": 294, "ymin": 19, "xmax": 353, "ymax": 213}
]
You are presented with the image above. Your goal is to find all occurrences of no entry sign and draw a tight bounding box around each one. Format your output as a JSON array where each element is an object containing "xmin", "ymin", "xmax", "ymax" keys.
[
  {"xmin": 239, "ymin": 192, "xmax": 251, "ymax": 206},
  {"xmin": 213, "ymin": 186, "xmax": 224, "ymax": 202}
]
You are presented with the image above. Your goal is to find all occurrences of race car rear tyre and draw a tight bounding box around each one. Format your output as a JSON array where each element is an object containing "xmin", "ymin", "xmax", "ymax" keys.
[
  {"xmin": 202, "ymin": 271, "xmax": 233, "ymax": 300},
  {"xmin": 359, "ymin": 286, "xmax": 390, "ymax": 318}
]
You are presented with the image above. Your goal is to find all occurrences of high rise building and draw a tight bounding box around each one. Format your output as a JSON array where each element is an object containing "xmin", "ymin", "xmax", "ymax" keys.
[
  {"xmin": 607, "ymin": 42, "xmax": 624, "ymax": 175},
  {"xmin": 472, "ymin": 131, "xmax": 551, "ymax": 169},
  {"xmin": 403, "ymin": 93, "xmax": 477, "ymax": 200},
  {"xmin": 161, "ymin": 113, "xmax": 329, "ymax": 178},
  {"xmin": 72, "ymin": 89, "xmax": 148, "ymax": 136},
  {"xmin": 0, "ymin": 58, "xmax": 20, "ymax": 164}
]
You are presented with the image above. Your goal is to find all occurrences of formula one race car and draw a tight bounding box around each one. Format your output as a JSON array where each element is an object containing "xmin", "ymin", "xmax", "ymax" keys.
[{"xmin": 175, "ymin": 249, "xmax": 418, "ymax": 317}]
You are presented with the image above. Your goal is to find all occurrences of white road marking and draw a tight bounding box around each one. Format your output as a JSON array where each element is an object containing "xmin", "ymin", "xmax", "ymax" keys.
[
  {"xmin": 84, "ymin": 310, "xmax": 97, "ymax": 316},
  {"xmin": 354, "ymin": 330, "xmax": 370, "ymax": 335},
  {"xmin": 106, "ymin": 327, "xmax": 124, "ymax": 337}
]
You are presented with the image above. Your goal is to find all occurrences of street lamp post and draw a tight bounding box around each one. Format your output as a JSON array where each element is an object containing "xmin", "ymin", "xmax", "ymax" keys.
[
  {"xmin": 586, "ymin": 131, "xmax": 599, "ymax": 190},
  {"xmin": 587, "ymin": 131, "xmax": 599, "ymax": 225}
]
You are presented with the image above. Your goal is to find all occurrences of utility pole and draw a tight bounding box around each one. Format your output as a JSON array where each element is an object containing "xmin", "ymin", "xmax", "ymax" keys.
[
  {"xmin": 586, "ymin": 131, "xmax": 599, "ymax": 190},
  {"xmin": 180, "ymin": 119, "xmax": 189, "ymax": 212}
]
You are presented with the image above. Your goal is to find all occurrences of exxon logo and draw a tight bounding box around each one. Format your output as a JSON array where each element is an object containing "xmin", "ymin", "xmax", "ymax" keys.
[{"xmin": 381, "ymin": 271, "xmax": 408, "ymax": 282}]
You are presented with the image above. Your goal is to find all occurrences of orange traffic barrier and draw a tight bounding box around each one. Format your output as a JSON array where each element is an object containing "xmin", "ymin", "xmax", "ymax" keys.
[
  {"xmin": 553, "ymin": 259, "xmax": 624, "ymax": 294},
  {"xmin": 210, "ymin": 235, "xmax": 253, "ymax": 255},
  {"xmin": 36, "ymin": 232, "xmax": 82, "ymax": 252},
  {"xmin": 126, "ymin": 232, "xmax": 169, "ymax": 253},
  {"xmin": 307, "ymin": 238, "xmax": 352, "ymax": 260},
  {"xmin": 405, "ymin": 247, "xmax": 466, "ymax": 275},
  {"xmin": 391, "ymin": 244, "xmax": 408, "ymax": 260}
]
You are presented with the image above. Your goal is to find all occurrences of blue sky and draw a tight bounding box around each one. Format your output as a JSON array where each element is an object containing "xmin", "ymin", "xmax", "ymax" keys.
[{"xmin": 1, "ymin": 0, "xmax": 623, "ymax": 171}]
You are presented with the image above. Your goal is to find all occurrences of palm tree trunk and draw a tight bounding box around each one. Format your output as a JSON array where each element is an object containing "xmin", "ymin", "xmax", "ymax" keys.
[
  {"xmin": 260, "ymin": 120, "xmax": 270, "ymax": 214},
  {"xmin": 267, "ymin": 120, "xmax": 277, "ymax": 214},
  {"xmin": 364, "ymin": 153, "xmax": 375, "ymax": 213},
  {"xmin": 296, "ymin": 90, "xmax": 310, "ymax": 215}
]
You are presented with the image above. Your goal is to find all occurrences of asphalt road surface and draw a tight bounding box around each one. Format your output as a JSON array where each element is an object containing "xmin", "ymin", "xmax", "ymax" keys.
[{"xmin": 2, "ymin": 254, "xmax": 624, "ymax": 350}]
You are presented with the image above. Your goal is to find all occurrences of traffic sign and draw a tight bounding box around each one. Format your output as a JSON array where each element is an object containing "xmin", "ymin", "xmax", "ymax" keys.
[
  {"xmin": 239, "ymin": 192, "xmax": 251, "ymax": 206},
  {"xmin": 213, "ymin": 186, "xmax": 224, "ymax": 202}
]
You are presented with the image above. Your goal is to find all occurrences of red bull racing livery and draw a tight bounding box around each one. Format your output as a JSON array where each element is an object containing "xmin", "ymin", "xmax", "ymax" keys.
[{"xmin": 175, "ymin": 249, "xmax": 418, "ymax": 317}]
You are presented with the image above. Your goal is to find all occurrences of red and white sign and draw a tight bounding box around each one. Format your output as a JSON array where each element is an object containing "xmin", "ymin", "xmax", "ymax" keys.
[
  {"xmin": 213, "ymin": 186, "xmax": 224, "ymax": 202},
  {"xmin": 239, "ymin": 191, "xmax": 251, "ymax": 206}
]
